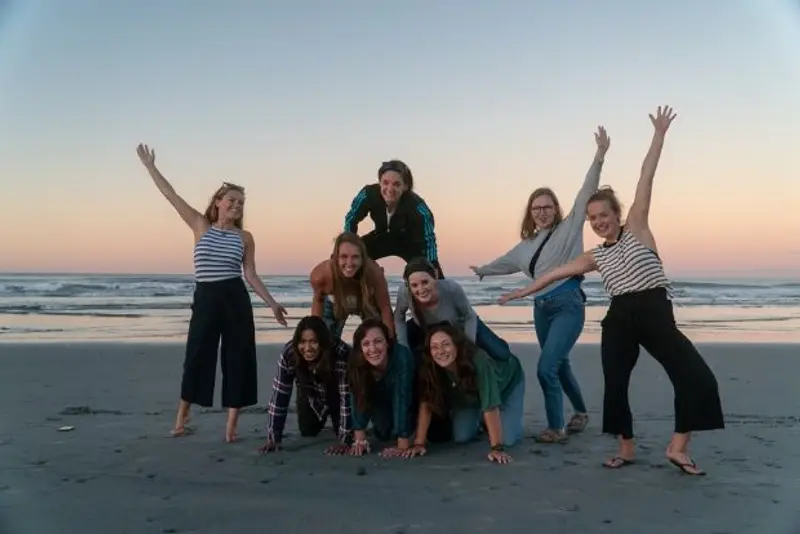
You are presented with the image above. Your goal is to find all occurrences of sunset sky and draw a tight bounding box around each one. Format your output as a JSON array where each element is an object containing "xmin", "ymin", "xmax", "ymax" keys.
[{"xmin": 1, "ymin": 1, "xmax": 798, "ymax": 277}]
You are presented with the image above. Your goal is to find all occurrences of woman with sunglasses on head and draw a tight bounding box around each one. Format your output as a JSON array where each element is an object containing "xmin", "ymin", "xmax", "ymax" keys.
[
  {"xmin": 405, "ymin": 323, "xmax": 525, "ymax": 464},
  {"xmin": 136, "ymin": 144, "xmax": 288, "ymax": 444},
  {"xmin": 395, "ymin": 257, "xmax": 515, "ymax": 362},
  {"xmin": 259, "ymin": 316, "xmax": 353, "ymax": 455},
  {"xmin": 498, "ymin": 106, "xmax": 724, "ymax": 475},
  {"xmin": 344, "ymin": 159, "xmax": 444, "ymax": 278},
  {"xmin": 469, "ymin": 126, "xmax": 610, "ymax": 444},
  {"xmin": 310, "ymin": 232, "xmax": 395, "ymax": 341}
]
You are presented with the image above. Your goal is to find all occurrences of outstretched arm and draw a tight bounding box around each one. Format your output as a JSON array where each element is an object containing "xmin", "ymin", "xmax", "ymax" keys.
[
  {"xmin": 470, "ymin": 244, "xmax": 521, "ymax": 279},
  {"xmin": 498, "ymin": 252, "xmax": 596, "ymax": 304},
  {"xmin": 344, "ymin": 186, "xmax": 371, "ymax": 233},
  {"xmin": 242, "ymin": 231, "xmax": 288, "ymax": 326},
  {"xmin": 135, "ymin": 144, "xmax": 206, "ymax": 234},
  {"xmin": 626, "ymin": 106, "xmax": 677, "ymax": 232}
]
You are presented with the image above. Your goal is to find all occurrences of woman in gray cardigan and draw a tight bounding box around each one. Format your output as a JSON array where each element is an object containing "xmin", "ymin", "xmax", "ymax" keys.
[{"xmin": 470, "ymin": 126, "xmax": 610, "ymax": 443}]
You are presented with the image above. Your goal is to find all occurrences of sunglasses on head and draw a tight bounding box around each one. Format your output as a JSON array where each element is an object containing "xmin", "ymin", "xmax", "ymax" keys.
[{"xmin": 217, "ymin": 181, "xmax": 245, "ymax": 195}]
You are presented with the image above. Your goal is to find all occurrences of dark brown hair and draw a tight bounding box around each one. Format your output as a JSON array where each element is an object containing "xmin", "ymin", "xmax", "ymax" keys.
[
  {"xmin": 586, "ymin": 186, "xmax": 623, "ymax": 217},
  {"xmin": 419, "ymin": 323, "xmax": 479, "ymax": 417},
  {"xmin": 290, "ymin": 315, "xmax": 334, "ymax": 390},
  {"xmin": 402, "ymin": 257, "xmax": 439, "ymax": 337},
  {"xmin": 203, "ymin": 182, "xmax": 245, "ymax": 229},
  {"xmin": 520, "ymin": 187, "xmax": 563, "ymax": 240},
  {"xmin": 330, "ymin": 232, "xmax": 378, "ymax": 321},
  {"xmin": 378, "ymin": 160, "xmax": 414, "ymax": 191},
  {"xmin": 347, "ymin": 318, "xmax": 393, "ymax": 414}
]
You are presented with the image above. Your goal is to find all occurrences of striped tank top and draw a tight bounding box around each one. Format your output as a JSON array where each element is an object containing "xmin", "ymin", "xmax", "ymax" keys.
[
  {"xmin": 193, "ymin": 227, "xmax": 245, "ymax": 282},
  {"xmin": 591, "ymin": 229, "xmax": 672, "ymax": 298}
]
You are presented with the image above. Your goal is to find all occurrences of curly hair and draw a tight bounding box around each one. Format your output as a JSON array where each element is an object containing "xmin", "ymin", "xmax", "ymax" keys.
[
  {"xmin": 347, "ymin": 318, "xmax": 392, "ymax": 414},
  {"xmin": 290, "ymin": 315, "xmax": 334, "ymax": 390},
  {"xmin": 418, "ymin": 323, "xmax": 479, "ymax": 417}
]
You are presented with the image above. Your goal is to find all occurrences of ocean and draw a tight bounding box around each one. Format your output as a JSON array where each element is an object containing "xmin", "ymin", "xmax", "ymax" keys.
[{"xmin": 1, "ymin": 273, "xmax": 799, "ymax": 344}]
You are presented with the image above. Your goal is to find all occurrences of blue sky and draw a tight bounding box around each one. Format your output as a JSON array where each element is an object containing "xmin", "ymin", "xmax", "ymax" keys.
[{"xmin": 1, "ymin": 0, "xmax": 798, "ymax": 276}]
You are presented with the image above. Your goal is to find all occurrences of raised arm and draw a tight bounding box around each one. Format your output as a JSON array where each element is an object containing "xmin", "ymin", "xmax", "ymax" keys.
[
  {"xmin": 626, "ymin": 106, "xmax": 677, "ymax": 232},
  {"xmin": 565, "ymin": 126, "xmax": 610, "ymax": 222},
  {"xmin": 343, "ymin": 186, "xmax": 371, "ymax": 233},
  {"xmin": 498, "ymin": 252, "xmax": 597, "ymax": 304},
  {"xmin": 242, "ymin": 231, "xmax": 288, "ymax": 326},
  {"xmin": 470, "ymin": 243, "xmax": 522, "ymax": 279},
  {"xmin": 135, "ymin": 144, "xmax": 207, "ymax": 234},
  {"xmin": 369, "ymin": 262, "xmax": 396, "ymax": 339},
  {"xmin": 393, "ymin": 287, "xmax": 411, "ymax": 348}
]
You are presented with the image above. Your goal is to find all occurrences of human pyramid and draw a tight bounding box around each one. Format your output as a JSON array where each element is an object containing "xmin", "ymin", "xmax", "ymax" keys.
[{"xmin": 136, "ymin": 105, "xmax": 724, "ymax": 477}]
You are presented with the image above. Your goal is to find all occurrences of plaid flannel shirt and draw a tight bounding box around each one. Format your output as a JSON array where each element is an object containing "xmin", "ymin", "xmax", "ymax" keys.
[{"xmin": 266, "ymin": 339, "xmax": 352, "ymax": 444}]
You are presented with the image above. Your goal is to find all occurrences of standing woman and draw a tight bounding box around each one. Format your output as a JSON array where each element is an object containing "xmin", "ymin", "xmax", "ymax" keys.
[
  {"xmin": 395, "ymin": 257, "xmax": 514, "ymax": 362},
  {"xmin": 344, "ymin": 159, "xmax": 444, "ymax": 278},
  {"xmin": 136, "ymin": 144, "xmax": 288, "ymax": 443},
  {"xmin": 310, "ymin": 232, "xmax": 395, "ymax": 340},
  {"xmin": 498, "ymin": 106, "xmax": 724, "ymax": 475},
  {"xmin": 470, "ymin": 126, "xmax": 610, "ymax": 444}
]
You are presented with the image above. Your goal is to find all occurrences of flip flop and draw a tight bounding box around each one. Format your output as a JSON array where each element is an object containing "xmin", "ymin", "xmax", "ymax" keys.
[
  {"xmin": 668, "ymin": 457, "xmax": 706, "ymax": 476},
  {"xmin": 603, "ymin": 456, "xmax": 635, "ymax": 469}
]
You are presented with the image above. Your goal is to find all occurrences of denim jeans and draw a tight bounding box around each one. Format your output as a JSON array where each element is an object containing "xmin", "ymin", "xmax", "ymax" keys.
[
  {"xmin": 450, "ymin": 377, "xmax": 525, "ymax": 446},
  {"xmin": 406, "ymin": 317, "xmax": 512, "ymax": 361},
  {"xmin": 533, "ymin": 286, "xmax": 587, "ymax": 430}
]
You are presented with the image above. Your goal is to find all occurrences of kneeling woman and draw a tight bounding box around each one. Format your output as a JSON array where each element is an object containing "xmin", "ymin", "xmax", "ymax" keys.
[
  {"xmin": 310, "ymin": 232, "xmax": 395, "ymax": 340},
  {"xmin": 408, "ymin": 324, "xmax": 525, "ymax": 464},
  {"xmin": 347, "ymin": 319, "xmax": 420, "ymax": 457},
  {"xmin": 395, "ymin": 258, "xmax": 514, "ymax": 361},
  {"xmin": 259, "ymin": 316, "xmax": 352, "ymax": 455}
]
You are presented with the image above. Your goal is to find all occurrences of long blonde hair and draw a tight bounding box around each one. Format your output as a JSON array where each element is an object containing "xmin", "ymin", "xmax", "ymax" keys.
[
  {"xmin": 203, "ymin": 182, "xmax": 245, "ymax": 229},
  {"xmin": 330, "ymin": 232, "xmax": 379, "ymax": 321}
]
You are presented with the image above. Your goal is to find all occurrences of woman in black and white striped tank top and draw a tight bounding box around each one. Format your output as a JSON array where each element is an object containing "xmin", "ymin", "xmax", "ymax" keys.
[
  {"xmin": 497, "ymin": 106, "xmax": 723, "ymax": 476},
  {"xmin": 136, "ymin": 143, "xmax": 289, "ymax": 444}
]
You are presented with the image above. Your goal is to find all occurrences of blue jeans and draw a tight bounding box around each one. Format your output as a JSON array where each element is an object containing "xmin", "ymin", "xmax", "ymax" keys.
[
  {"xmin": 533, "ymin": 286, "xmax": 587, "ymax": 430},
  {"xmin": 450, "ymin": 377, "xmax": 525, "ymax": 446}
]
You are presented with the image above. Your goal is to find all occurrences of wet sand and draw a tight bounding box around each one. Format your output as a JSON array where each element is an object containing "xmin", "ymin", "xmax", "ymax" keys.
[{"xmin": 2, "ymin": 342, "xmax": 799, "ymax": 534}]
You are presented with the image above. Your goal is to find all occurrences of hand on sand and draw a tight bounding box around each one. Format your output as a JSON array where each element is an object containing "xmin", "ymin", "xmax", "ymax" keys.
[
  {"xmin": 380, "ymin": 446, "xmax": 410, "ymax": 459},
  {"xmin": 271, "ymin": 303, "xmax": 289, "ymax": 326},
  {"xmin": 487, "ymin": 450, "xmax": 513, "ymax": 464},
  {"xmin": 594, "ymin": 126, "xmax": 611, "ymax": 154},
  {"xmin": 325, "ymin": 443, "xmax": 351, "ymax": 456},
  {"xmin": 258, "ymin": 439, "xmax": 280, "ymax": 453},
  {"xmin": 649, "ymin": 105, "xmax": 677, "ymax": 135},
  {"xmin": 400, "ymin": 444, "xmax": 427, "ymax": 459},
  {"xmin": 349, "ymin": 440, "xmax": 371, "ymax": 456},
  {"xmin": 136, "ymin": 143, "xmax": 156, "ymax": 168},
  {"xmin": 468, "ymin": 266, "xmax": 484, "ymax": 281}
]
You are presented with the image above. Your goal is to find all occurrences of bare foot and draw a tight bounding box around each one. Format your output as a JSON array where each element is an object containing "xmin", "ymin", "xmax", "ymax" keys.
[{"xmin": 225, "ymin": 408, "xmax": 239, "ymax": 443}]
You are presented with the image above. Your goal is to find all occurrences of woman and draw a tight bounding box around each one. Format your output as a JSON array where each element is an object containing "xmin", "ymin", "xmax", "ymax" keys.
[
  {"xmin": 498, "ymin": 106, "xmax": 724, "ymax": 475},
  {"xmin": 135, "ymin": 143, "xmax": 288, "ymax": 444},
  {"xmin": 344, "ymin": 159, "xmax": 444, "ymax": 278},
  {"xmin": 347, "ymin": 318, "xmax": 417, "ymax": 458},
  {"xmin": 405, "ymin": 324, "xmax": 525, "ymax": 464},
  {"xmin": 310, "ymin": 232, "xmax": 394, "ymax": 341},
  {"xmin": 259, "ymin": 316, "xmax": 352, "ymax": 455},
  {"xmin": 469, "ymin": 126, "xmax": 610, "ymax": 444},
  {"xmin": 395, "ymin": 257, "xmax": 514, "ymax": 362}
]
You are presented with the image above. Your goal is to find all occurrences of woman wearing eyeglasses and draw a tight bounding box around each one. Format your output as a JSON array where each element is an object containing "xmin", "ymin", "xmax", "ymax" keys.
[
  {"xmin": 343, "ymin": 159, "xmax": 444, "ymax": 278},
  {"xmin": 469, "ymin": 126, "xmax": 610, "ymax": 444},
  {"xmin": 136, "ymin": 144, "xmax": 288, "ymax": 444}
]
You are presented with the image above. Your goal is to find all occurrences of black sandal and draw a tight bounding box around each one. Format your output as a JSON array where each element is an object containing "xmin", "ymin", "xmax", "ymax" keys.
[
  {"xmin": 668, "ymin": 457, "xmax": 706, "ymax": 476},
  {"xmin": 603, "ymin": 456, "xmax": 635, "ymax": 469}
]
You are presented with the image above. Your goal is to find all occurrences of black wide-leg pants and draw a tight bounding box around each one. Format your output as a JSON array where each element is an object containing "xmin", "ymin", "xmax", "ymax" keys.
[{"xmin": 181, "ymin": 277, "xmax": 257, "ymax": 409}]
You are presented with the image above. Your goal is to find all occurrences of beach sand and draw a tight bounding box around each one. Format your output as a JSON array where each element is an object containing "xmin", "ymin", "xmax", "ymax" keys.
[{"xmin": 2, "ymin": 342, "xmax": 799, "ymax": 534}]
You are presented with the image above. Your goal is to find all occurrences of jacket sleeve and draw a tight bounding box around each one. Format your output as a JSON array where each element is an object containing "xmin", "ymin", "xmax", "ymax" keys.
[
  {"xmin": 344, "ymin": 185, "xmax": 371, "ymax": 233},
  {"xmin": 391, "ymin": 344, "xmax": 416, "ymax": 439},
  {"xmin": 413, "ymin": 197, "xmax": 439, "ymax": 263}
]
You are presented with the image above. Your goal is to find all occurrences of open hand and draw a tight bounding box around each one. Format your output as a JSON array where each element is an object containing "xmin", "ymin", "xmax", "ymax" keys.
[
  {"xmin": 649, "ymin": 105, "xmax": 677, "ymax": 135},
  {"xmin": 380, "ymin": 446, "xmax": 410, "ymax": 459},
  {"xmin": 349, "ymin": 440, "xmax": 370, "ymax": 456},
  {"xmin": 487, "ymin": 449, "xmax": 513, "ymax": 464},
  {"xmin": 136, "ymin": 143, "xmax": 156, "ymax": 168},
  {"xmin": 271, "ymin": 303, "xmax": 289, "ymax": 326},
  {"xmin": 594, "ymin": 126, "xmax": 610, "ymax": 154},
  {"xmin": 400, "ymin": 444, "xmax": 427, "ymax": 458},
  {"xmin": 497, "ymin": 292, "xmax": 515, "ymax": 305},
  {"xmin": 324, "ymin": 443, "xmax": 350, "ymax": 456}
]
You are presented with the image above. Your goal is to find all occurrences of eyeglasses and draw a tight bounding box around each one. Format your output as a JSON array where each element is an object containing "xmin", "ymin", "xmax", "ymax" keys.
[{"xmin": 531, "ymin": 206, "xmax": 554, "ymax": 214}]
